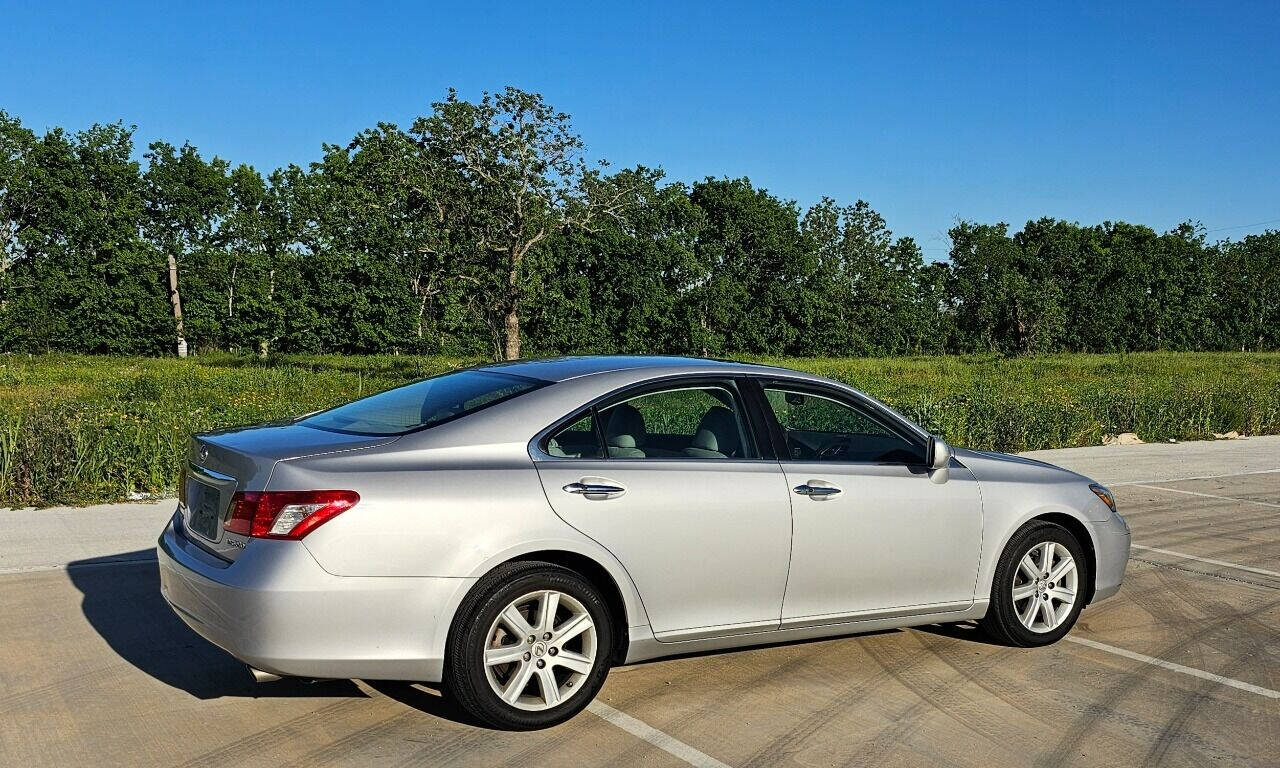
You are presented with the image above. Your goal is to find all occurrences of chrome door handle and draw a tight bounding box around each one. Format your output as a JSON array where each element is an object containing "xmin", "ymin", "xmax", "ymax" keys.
[
  {"xmin": 793, "ymin": 483, "xmax": 842, "ymax": 498},
  {"xmin": 563, "ymin": 481, "xmax": 626, "ymax": 498}
]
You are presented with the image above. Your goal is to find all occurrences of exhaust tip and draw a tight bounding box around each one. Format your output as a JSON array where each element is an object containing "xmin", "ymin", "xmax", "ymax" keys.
[{"xmin": 249, "ymin": 667, "xmax": 283, "ymax": 683}]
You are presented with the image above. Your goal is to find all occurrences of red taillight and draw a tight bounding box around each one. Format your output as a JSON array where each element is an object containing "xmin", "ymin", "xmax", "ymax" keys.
[
  {"xmin": 225, "ymin": 490, "xmax": 359, "ymax": 540},
  {"xmin": 178, "ymin": 466, "xmax": 188, "ymax": 507}
]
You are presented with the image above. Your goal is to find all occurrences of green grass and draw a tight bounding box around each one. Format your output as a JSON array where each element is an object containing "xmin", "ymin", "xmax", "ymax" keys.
[{"xmin": 3, "ymin": 351, "xmax": 1278, "ymax": 508}]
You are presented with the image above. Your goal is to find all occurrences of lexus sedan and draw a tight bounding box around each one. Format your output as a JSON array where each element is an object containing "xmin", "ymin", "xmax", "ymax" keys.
[{"xmin": 158, "ymin": 356, "xmax": 1130, "ymax": 729}]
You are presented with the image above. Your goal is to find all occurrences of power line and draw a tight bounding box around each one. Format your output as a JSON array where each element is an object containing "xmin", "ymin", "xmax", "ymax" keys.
[{"xmin": 1204, "ymin": 217, "xmax": 1280, "ymax": 233}]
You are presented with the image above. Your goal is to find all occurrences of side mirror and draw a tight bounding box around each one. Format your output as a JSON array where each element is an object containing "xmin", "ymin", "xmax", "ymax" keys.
[{"xmin": 928, "ymin": 435, "xmax": 952, "ymax": 471}]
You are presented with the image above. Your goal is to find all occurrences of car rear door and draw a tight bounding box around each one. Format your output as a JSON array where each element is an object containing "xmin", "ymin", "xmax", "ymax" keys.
[
  {"xmin": 532, "ymin": 377, "xmax": 793, "ymax": 641},
  {"xmin": 753, "ymin": 379, "xmax": 983, "ymax": 624}
]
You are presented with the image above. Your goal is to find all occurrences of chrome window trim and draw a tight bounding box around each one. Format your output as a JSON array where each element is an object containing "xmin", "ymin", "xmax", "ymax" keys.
[
  {"xmin": 529, "ymin": 374, "xmax": 763, "ymax": 463},
  {"xmin": 755, "ymin": 376, "xmax": 932, "ymax": 466}
]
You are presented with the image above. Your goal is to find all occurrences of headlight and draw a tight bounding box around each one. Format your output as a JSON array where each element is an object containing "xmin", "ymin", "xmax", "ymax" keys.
[{"xmin": 1089, "ymin": 483, "xmax": 1117, "ymax": 514}]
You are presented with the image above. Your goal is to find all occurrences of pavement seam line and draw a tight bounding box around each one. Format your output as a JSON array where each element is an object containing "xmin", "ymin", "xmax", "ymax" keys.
[
  {"xmin": 1064, "ymin": 636, "xmax": 1280, "ymax": 699},
  {"xmin": 1129, "ymin": 483, "xmax": 1280, "ymax": 509},
  {"xmin": 1130, "ymin": 544, "xmax": 1280, "ymax": 578},
  {"xmin": 0, "ymin": 555, "xmax": 158, "ymax": 575},
  {"xmin": 587, "ymin": 701, "xmax": 733, "ymax": 768},
  {"xmin": 1111, "ymin": 468, "xmax": 1280, "ymax": 487},
  {"xmin": 1129, "ymin": 556, "xmax": 1278, "ymax": 591}
]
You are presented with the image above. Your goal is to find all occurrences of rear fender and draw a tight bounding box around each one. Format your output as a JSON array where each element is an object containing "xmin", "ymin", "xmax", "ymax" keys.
[{"xmin": 426, "ymin": 537, "xmax": 650, "ymax": 670}]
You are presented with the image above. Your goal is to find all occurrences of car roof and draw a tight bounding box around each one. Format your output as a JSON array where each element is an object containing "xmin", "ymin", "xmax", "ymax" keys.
[
  {"xmin": 400, "ymin": 355, "xmax": 931, "ymax": 448},
  {"xmin": 476, "ymin": 355, "xmax": 794, "ymax": 383}
]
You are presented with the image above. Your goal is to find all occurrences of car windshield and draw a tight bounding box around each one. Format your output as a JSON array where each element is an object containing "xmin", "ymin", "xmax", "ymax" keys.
[{"xmin": 300, "ymin": 370, "xmax": 545, "ymax": 436}]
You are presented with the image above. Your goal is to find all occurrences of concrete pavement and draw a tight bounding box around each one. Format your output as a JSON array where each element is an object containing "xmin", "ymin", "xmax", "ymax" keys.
[
  {"xmin": 0, "ymin": 498, "xmax": 174, "ymax": 572},
  {"xmin": 1023, "ymin": 434, "xmax": 1280, "ymax": 486}
]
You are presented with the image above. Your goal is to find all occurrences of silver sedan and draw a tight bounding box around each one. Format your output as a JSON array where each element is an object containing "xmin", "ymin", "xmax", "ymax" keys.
[{"xmin": 158, "ymin": 356, "xmax": 1130, "ymax": 729}]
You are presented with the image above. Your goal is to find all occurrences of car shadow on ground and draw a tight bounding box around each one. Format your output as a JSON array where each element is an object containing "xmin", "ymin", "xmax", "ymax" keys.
[
  {"xmin": 364, "ymin": 681, "xmax": 492, "ymax": 728},
  {"xmin": 913, "ymin": 620, "xmax": 1009, "ymax": 646},
  {"xmin": 66, "ymin": 549, "xmax": 365, "ymax": 700}
]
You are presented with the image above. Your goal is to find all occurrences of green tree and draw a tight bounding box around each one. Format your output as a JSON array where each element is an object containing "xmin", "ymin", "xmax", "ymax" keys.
[
  {"xmin": 800, "ymin": 198, "xmax": 935, "ymax": 355},
  {"xmin": 0, "ymin": 103, "xmax": 1277, "ymax": 359},
  {"xmin": 1212, "ymin": 231, "xmax": 1280, "ymax": 351},
  {"xmin": 3, "ymin": 123, "xmax": 168, "ymax": 353},
  {"xmin": 948, "ymin": 221, "xmax": 1065, "ymax": 355},
  {"xmin": 413, "ymin": 88, "xmax": 631, "ymax": 359},
  {"xmin": 215, "ymin": 165, "xmax": 294, "ymax": 355},
  {"xmin": 687, "ymin": 178, "xmax": 811, "ymax": 355},
  {"xmin": 142, "ymin": 141, "xmax": 232, "ymax": 356},
  {"xmin": 0, "ymin": 112, "xmax": 38, "ymax": 316},
  {"xmin": 524, "ymin": 167, "xmax": 703, "ymax": 354},
  {"xmin": 284, "ymin": 139, "xmax": 420, "ymax": 353}
]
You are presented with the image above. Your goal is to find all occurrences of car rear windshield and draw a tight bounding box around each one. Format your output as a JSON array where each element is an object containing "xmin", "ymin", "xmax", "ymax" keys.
[{"xmin": 299, "ymin": 370, "xmax": 546, "ymax": 436}]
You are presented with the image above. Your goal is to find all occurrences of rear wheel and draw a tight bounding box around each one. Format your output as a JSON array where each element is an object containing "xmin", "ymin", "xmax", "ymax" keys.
[
  {"xmin": 445, "ymin": 561, "xmax": 613, "ymax": 730},
  {"xmin": 980, "ymin": 521, "xmax": 1088, "ymax": 647}
]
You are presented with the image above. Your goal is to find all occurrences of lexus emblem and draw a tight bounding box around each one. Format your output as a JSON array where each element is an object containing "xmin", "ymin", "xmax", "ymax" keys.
[{"xmin": 199, "ymin": 445, "xmax": 209, "ymax": 463}]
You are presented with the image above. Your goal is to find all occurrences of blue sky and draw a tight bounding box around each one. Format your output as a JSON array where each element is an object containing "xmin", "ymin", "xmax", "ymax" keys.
[{"xmin": 3, "ymin": 0, "xmax": 1278, "ymax": 258}]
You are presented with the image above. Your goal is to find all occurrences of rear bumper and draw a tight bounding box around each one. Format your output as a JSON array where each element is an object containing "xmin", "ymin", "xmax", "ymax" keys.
[
  {"xmin": 1089, "ymin": 513, "xmax": 1131, "ymax": 603},
  {"xmin": 157, "ymin": 511, "xmax": 471, "ymax": 682}
]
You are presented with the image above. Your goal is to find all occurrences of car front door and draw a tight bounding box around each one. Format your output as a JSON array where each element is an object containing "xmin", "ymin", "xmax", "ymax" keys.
[
  {"xmin": 756, "ymin": 380, "xmax": 983, "ymax": 625},
  {"xmin": 532, "ymin": 377, "xmax": 792, "ymax": 641}
]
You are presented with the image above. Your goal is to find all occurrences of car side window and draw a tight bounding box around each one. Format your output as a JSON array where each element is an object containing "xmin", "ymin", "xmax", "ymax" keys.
[
  {"xmin": 763, "ymin": 386, "xmax": 926, "ymax": 464},
  {"xmin": 545, "ymin": 413, "xmax": 605, "ymax": 459},
  {"xmin": 597, "ymin": 384, "xmax": 756, "ymax": 460}
]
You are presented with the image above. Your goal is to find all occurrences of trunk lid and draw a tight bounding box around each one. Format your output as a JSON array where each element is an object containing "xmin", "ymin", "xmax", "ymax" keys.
[{"xmin": 181, "ymin": 422, "xmax": 398, "ymax": 561}]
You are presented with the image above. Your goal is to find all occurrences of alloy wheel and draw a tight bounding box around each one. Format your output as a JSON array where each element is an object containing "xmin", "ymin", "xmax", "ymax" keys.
[
  {"xmin": 483, "ymin": 589, "xmax": 598, "ymax": 711},
  {"xmin": 1012, "ymin": 541, "xmax": 1078, "ymax": 633}
]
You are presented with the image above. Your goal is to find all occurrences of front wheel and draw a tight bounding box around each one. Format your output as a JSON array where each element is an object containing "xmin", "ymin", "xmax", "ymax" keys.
[
  {"xmin": 445, "ymin": 561, "xmax": 613, "ymax": 730},
  {"xmin": 980, "ymin": 521, "xmax": 1089, "ymax": 647}
]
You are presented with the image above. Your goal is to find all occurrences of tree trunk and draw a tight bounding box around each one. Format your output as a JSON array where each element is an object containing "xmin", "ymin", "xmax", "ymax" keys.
[
  {"xmin": 258, "ymin": 268, "xmax": 275, "ymax": 358},
  {"xmin": 167, "ymin": 252, "xmax": 187, "ymax": 358},
  {"xmin": 417, "ymin": 273, "xmax": 432, "ymax": 337},
  {"xmin": 502, "ymin": 253, "xmax": 521, "ymax": 360},
  {"xmin": 0, "ymin": 222, "xmax": 16, "ymax": 311},
  {"xmin": 0, "ymin": 232, "xmax": 10, "ymax": 310},
  {"xmin": 503, "ymin": 304, "xmax": 520, "ymax": 360},
  {"xmin": 227, "ymin": 263, "xmax": 237, "ymax": 317}
]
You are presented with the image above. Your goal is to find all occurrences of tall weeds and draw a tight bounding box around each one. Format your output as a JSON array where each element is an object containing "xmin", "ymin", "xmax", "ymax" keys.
[{"xmin": 2, "ymin": 352, "xmax": 1277, "ymax": 508}]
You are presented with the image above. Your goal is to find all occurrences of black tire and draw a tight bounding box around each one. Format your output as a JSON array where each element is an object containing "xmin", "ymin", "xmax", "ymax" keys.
[
  {"xmin": 445, "ymin": 560, "xmax": 614, "ymax": 730},
  {"xmin": 980, "ymin": 521, "xmax": 1089, "ymax": 647}
]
